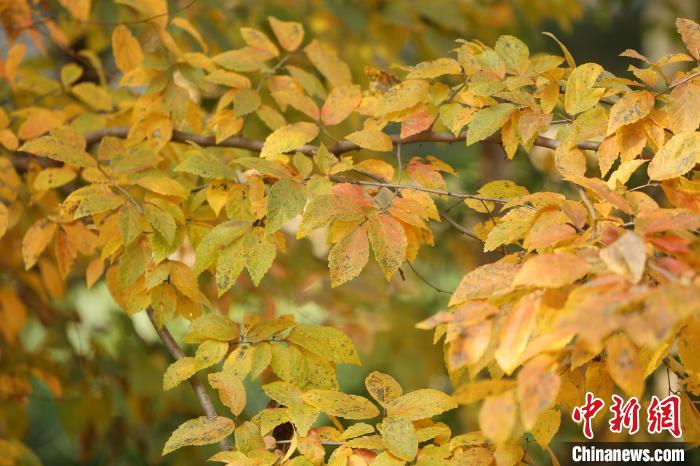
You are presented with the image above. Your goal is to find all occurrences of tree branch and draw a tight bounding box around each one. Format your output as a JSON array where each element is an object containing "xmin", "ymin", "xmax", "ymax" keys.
[
  {"xmin": 328, "ymin": 175, "xmax": 511, "ymax": 204},
  {"xmin": 145, "ymin": 307, "xmax": 232, "ymax": 452},
  {"xmin": 78, "ymin": 126, "xmax": 600, "ymax": 157}
]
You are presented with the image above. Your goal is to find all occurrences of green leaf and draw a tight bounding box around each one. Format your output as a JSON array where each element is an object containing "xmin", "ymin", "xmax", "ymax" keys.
[
  {"xmin": 242, "ymin": 227, "xmax": 276, "ymax": 286},
  {"xmin": 194, "ymin": 221, "xmax": 249, "ymax": 275},
  {"xmin": 287, "ymin": 324, "xmax": 361, "ymax": 365},
  {"xmin": 162, "ymin": 416, "xmax": 235, "ymax": 455},
  {"xmin": 260, "ymin": 122, "xmax": 319, "ymax": 159},
  {"xmin": 216, "ymin": 237, "xmax": 245, "ymax": 296},
  {"xmin": 144, "ymin": 202, "xmax": 176, "ymax": 245},
  {"xmin": 118, "ymin": 240, "xmax": 148, "ymax": 288},
  {"xmin": 174, "ymin": 148, "xmax": 236, "ymax": 180},
  {"xmin": 466, "ymin": 103, "xmax": 515, "ymax": 146},
  {"xmin": 265, "ymin": 178, "xmax": 306, "ymax": 234}
]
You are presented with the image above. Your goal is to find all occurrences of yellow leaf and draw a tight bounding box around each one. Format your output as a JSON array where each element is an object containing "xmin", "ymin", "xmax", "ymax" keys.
[
  {"xmin": 112, "ymin": 25, "xmax": 143, "ymax": 73},
  {"xmin": 554, "ymin": 144, "xmax": 586, "ymax": 178},
  {"xmin": 565, "ymin": 175, "xmax": 632, "ymax": 214},
  {"xmin": 71, "ymin": 82, "xmax": 113, "ymax": 112},
  {"xmin": 268, "ymin": 17, "xmax": 304, "ymax": 52},
  {"xmin": 301, "ymin": 390, "xmax": 379, "ymax": 420},
  {"xmin": 450, "ymin": 261, "xmax": 520, "ymax": 306},
  {"xmin": 607, "ymin": 91, "xmax": 654, "ymax": 135},
  {"xmin": 495, "ymin": 292, "xmax": 540, "ymax": 374},
  {"xmin": 216, "ymin": 238, "xmax": 245, "ymax": 296},
  {"xmin": 233, "ymin": 88, "xmax": 261, "ymax": 117},
  {"xmin": 0, "ymin": 203, "xmax": 7, "ymax": 240},
  {"xmin": 322, "ymin": 85, "xmax": 362, "ymax": 125},
  {"xmin": 517, "ymin": 356, "xmax": 560, "ymax": 429},
  {"xmin": 666, "ymin": 80, "xmax": 700, "ymax": 134},
  {"xmin": 163, "ymin": 357, "xmax": 197, "ymax": 390},
  {"xmin": 240, "ymin": 27, "xmax": 278, "ymax": 58},
  {"xmin": 379, "ymin": 416, "xmax": 418, "ymax": 461},
  {"xmin": 512, "ymin": 252, "xmax": 589, "ymax": 288},
  {"xmin": 406, "ymin": 57, "xmax": 461, "ymax": 79},
  {"xmin": 479, "ymin": 390, "xmax": 516, "ymax": 445},
  {"xmin": 453, "ymin": 379, "xmax": 516, "ymax": 405},
  {"xmin": 186, "ymin": 313, "xmax": 240, "ymax": 343},
  {"xmin": 19, "ymin": 132, "xmax": 95, "ymax": 168},
  {"xmin": 647, "ymin": 131, "xmax": 700, "ymax": 181},
  {"xmin": 677, "ymin": 18, "xmax": 700, "ymax": 60},
  {"xmin": 328, "ymin": 226, "xmax": 369, "ymax": 287},
  {"xmin": 466, "ymin": 103, "xmax": 515, "ymax": 145},
  {"xmin": 195, "ymin": 340, "xmax": 229, "ymax": 370},
  {"xmin": 33, "ymin": 167, "xmax": 77, "ymax": 191},
  {"xmin": 599, "ymin": 231, "xmax": 646, "ymax": 283},
  {"xmin": 495, "ymin": 35, "xmax": 529, "ymax": 74},
  {"xmin": 564, "ymin": 63, "xmax": 604, "ymax": 115},
  {"xmin": 58, "ymin": 0, "xmax": 91, "ymax": 21},
  {"xmin": 345, "ymin": 127, "xmax": 393, "ymax": 152},
  {"xmin": 170, "ymin": 261, "xmax": 200, "ymax": 303},
  {"xmin": 305, "ymin": 40, "xmax": 352, "ymax": 88},
  {"xmin": 678, "ymin": 318, "xmax": 700, "ymax": 374},
  {"xmin": 365, "ymin": 371, "xmax": 403, "ymax": 408},
  {"xmin": 542, "ymin": 32, "xmax": 576, "ymax": 68},
  {"xmin": 271, "ymin": 90, "xmax": 319, "ymax": 120},
  {"xmin": 531, "ymin": 409, "xmax": 561, "ymax": 449},
  {"xmin": 22, "ymin": 218, "xmax": 57, "ymax": 270},
  {"xmin": 5, "ymin": 43, "xmax": 25, "ymax": 88},
  {"xmin": 606, "ymin": 333, "xmax": 644, "ymax": 398},
  {"xmin": 386, "ymin": 389, "xmax": 457, "ymax": 421},
  {"xmin": 368, "ymin": 213, "xmax": 407, "ymax": 280},
  {"xmin": 376, "ymin": 79, "xmax": 429, "ymax": 116},
  {"xmin": 260, "ymin": 122, "xmax": 319, "ymax": 159},
  {"xmin": 209, "ymin": 370, "xmax": 246, "ymax": 416},
  {"xmin": 288, "ymin": 324, "xmax": 360, "ymax": 365},
  {"xmin": 0, "ymin": 288, "xmax": 26, "ymax": 345},
  {"xmin": 171, "ymin": 17, "xmax": 207, "ymax": 52},
  {"xmin": 484, "ymin": 207, "xmax": 536, "ymax": 252},
  {"xmin": 242, "ymin": 228, "xmax": 276, "ymax": 286},
  {"xmin": 163, "ymin": 416, "xmax": 235, "ymax": 455}
]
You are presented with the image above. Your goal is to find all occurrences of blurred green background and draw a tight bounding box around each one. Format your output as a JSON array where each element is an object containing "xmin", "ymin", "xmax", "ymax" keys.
[{"xmin": 0, "ymin": 0, "xmax": 697, "ymax": 464}]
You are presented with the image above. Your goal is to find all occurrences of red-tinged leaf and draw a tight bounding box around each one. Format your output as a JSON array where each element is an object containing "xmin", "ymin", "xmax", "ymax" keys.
[{"xmin": 328, "ymin": 226, "xmax": 369, "ymax": 287}]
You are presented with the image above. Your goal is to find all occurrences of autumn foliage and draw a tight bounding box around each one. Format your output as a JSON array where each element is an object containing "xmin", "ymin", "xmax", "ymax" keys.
[{"xmin": 2, "ymin": 1, "xmax": 700, "ymax": 464}]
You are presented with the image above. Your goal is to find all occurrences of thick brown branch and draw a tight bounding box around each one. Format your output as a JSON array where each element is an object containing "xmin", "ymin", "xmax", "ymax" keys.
[
  {"xmin": 80, "ymin": 126, "xmax": 600, "ymax": 157},
  {"xmin": 145, "ymin": 308, "xmax": 232, "ymax": 452}
]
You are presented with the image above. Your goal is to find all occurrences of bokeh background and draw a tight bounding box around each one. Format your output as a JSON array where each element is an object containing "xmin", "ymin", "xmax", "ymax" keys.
[{"xmin": 0, "ymin": 0, "xmax": 698, "ymax": 464}]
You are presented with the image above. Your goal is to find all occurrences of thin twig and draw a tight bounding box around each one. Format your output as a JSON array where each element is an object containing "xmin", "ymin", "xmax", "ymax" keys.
[
  {"xmin": 438, "ymin": 212, "xmax": 480, "ymax": 241},
  {"xmin": 577, "ymin": 187, "xmax": 596, "ymax": 223},
  {"xmin": 329, "ymin": 176, "xmax": 511, "ymax": 204},
  {"xmin": 407, "ymin": 262, "xmax": 452, "ymax": 294},
  {"xmin": 655, "ymin": 70, "xmax": 700, "ymax": 97},
  {"xmin": 146, "ymin": 308, "xmax": 232, "ymax": 452}
]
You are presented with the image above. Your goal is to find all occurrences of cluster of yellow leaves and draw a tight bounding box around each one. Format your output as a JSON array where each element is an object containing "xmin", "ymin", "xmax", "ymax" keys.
[{"xmin": 2, "ymin": 2, "xmax": 700, "ymax": 463}]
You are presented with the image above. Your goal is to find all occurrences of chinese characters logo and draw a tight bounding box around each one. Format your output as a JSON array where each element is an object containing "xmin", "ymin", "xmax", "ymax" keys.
[{"xmin": 572, "ymin": 392, "xmax": 681, "ymax": 439}]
